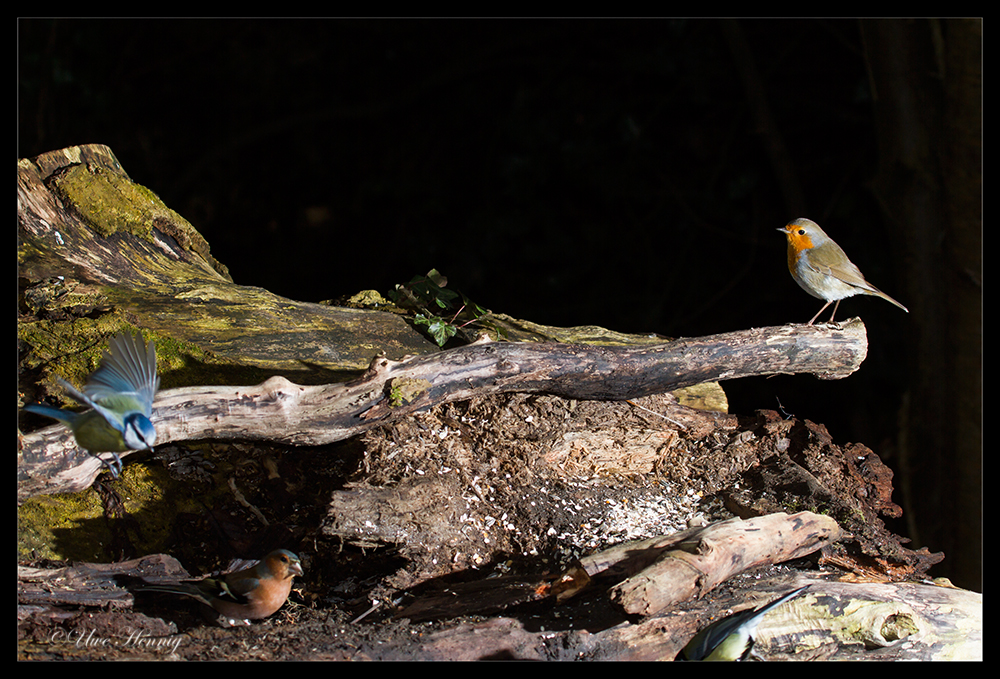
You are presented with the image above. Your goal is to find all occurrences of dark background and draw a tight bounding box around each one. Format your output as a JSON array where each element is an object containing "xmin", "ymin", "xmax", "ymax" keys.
[{"xmin": 18, "ymin": 19, "xmax": 981, "ymax": 590}]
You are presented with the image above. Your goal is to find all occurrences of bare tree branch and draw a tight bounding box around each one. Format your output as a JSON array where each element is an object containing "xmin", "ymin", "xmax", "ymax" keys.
[{"xmin": 20, "ymin": 320, "xmax": 867, "ymax": 499}]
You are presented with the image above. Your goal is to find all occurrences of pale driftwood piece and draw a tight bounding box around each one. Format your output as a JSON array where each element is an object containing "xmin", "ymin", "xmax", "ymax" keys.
[
  {"xmin": 604, "ymin": 512, "xmax": 843, "ymax": 616},
  {"xmin": 19, "ymin": 322, "xmax": 867, "ymax": 499}
]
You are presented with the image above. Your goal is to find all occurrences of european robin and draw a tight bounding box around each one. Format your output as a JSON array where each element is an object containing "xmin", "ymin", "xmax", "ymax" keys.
[{"xmin": 778, "ymin": 218, "xmax": 908, "ymax": 325}]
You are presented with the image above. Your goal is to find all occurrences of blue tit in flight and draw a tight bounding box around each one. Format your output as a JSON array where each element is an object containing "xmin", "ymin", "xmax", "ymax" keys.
[
  {"xmin": 23, "ymin": 332, "xmax": 159, "ymax": 477},
  {"xmin": 678, "ymin": 585, "xmax": 809, "ymax": 661}
]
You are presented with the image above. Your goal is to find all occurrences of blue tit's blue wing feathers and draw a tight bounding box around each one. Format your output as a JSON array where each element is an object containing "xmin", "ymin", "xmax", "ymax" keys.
[
  {"xmin": 682, "ymin": 607, "xmax": 762, "ymax": 660},
  {"xmin": 83, "ymin": 333, "xmax": 159, "ymax": 416},
  {"xmin": 54, "ymin": 375, "xmax": 129, "ymax": 433},
  {"xmin": 53, "ymin": 375, "xmax": 94, "ymax": 409},
  {"xmin": 680, "ymin": 586, "xmax": 809, "ymax": 661}
]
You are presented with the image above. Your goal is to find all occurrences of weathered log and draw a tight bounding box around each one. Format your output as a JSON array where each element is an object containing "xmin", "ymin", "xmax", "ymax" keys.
[{"xmin": 19, "ymin": 320, "xmax": 867, "ymax": 499}]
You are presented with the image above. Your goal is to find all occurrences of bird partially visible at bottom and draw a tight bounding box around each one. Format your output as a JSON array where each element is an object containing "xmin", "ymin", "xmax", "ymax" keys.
[
  {"xmin": 677, "ymin": 585, "xmax": 810, "ymax": 661},
  {"xmin": 22, "ymin": 332, "xmax": 159, "ymax": 477},
  {"xmin": 778, "ymin": 218, "xmax": 908, "ymax": 325},
  {"xmin": 132, "ymin": 550, "xmax": 304, "ymax": 627}
]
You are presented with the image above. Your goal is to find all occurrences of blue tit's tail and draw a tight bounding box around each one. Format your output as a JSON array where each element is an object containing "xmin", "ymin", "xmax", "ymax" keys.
[
  {"xmin": 22, "ymin": 403, "xmax": 78, "ymax": 426},
  {"xmin": 22, "ymin": 404, "xmax": 122, "ymax": 477}
]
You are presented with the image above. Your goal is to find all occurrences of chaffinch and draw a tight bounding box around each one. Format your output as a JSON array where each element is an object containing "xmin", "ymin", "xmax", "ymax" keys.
[
  {"xmin": 677, "ymin": 586, "xmax": 809, "ymax": 661},
  {"xmin": 135, "ymin": 550, "xmax": 303, "ymax": 627}
]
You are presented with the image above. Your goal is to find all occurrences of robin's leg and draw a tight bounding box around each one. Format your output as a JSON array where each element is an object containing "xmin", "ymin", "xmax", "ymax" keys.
[
  {"xmin": 808, "ymin": 300, "xmax": 834, "ymax": 325},
  {"xmin": 826, "ymin": 300, "xmax": 841, "ymax": 324}
]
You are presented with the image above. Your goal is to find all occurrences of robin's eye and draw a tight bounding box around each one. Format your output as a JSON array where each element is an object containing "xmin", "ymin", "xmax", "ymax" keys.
[{"xmin": 797, "ymin": 229, "xmax": 806, "ymax": 235}]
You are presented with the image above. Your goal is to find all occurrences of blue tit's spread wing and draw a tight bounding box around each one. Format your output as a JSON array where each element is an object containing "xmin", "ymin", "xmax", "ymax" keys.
[
  {"xmin": 56, "ymin": 374, "xmax": 128, "ymax": 432},
  {"xmin": 84, "ymin": 334, "xmax": 159, "ymax": 416},
  {"xmin": 683, "ymin": 607, "xmax": 761, "ymax": 660},
  {"xmin": 681, "ymin": 586, "xmax": 809, "ymax": 660}
]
